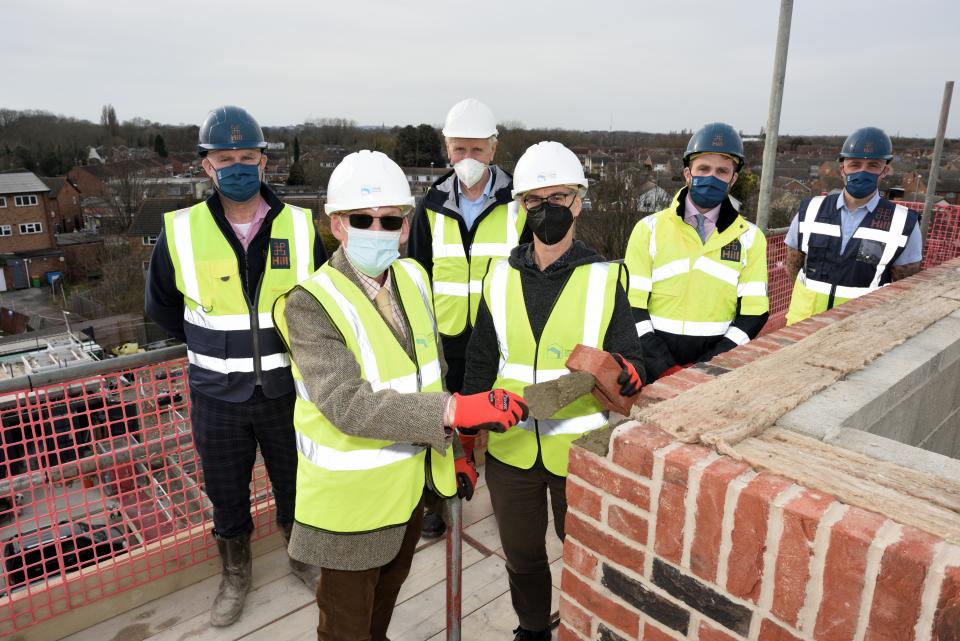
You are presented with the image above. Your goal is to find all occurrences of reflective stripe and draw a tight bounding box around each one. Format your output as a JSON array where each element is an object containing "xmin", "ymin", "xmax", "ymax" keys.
[
  {"xmin": 471, "ymin": 243, "xmax": 513, "ymax": 257},
  {"xmin": 867, "ymin": 204, "xmax": 909, "ymax": 289},
  {"xmin": 629, "ymin": 275, "xmax": 652, "ymax": 293},
  {"xmin": 420, "ymin": 358, "xmax": 442, "ymax": 388},
  {"xmin": 739, "ymin": 224, "xmax": 759, "ymax": 251},
  {"xmin": 724, "ymin": 326, "xmax": 750, "ymax": 346},
  {"xmin": 172, "ymin": 208, "xmax": 200, "ymax": 303},
  {"xmin": 505, "ymin": 201, "xmax": 520, "ymax": 247},
  {"xmin": 799, "ymin": 270, "xmax": 874, "ymax": 298},
  {"xmin": 183, "ymin": 307, "xmax": 274, "ymax": 332},
  {"xmin": 291, "ymin": 206, "xmax": 311, "ymax": 283},
  {"xmin": 582, "ymin": 264, "xmax": 609, "ymax": 347},
  {"xmin": 188, "ymin": 350, "xmax": 290, "ymax": 374},
  {"xmin": 433, "ymin": 281, "xmax": 469, "ymax": 297},
  {"xmin": 539, "ymin": 412, "xmax": 608, "ymax": 436},
  {"xmin": 489, "ymin": 261, "xmax": 511, "ymax": 364},
  {"xmin": 635, "ymin": 320, "xmax": 654, "ymax": 336},
  {"xmin": 650, "ymin": 315, "xmax": 730, "ymax": 337},
  {"xmin": 296, "ymin": 432, "xmax": 422, "ymax": 471},
  {"xmin": 737, "ymin": 281, "xmax": 768, "ymax": 298},
  {"xmin": 644, "ymin": 215, "xmax": 658, "ymax": 260},
  {"xmin": 295, "ymin": 379, "xmax": 310, "ymax": 401},
  {"xmin": 469, "ymin": 279, "xmax": 483, "ymax": 295},
  {"xmin": 500, "ymin": 362, "xmax": 534, "ymax": 384},
  {"xmin": 433, "ymin": 244, "xmax": 467, "ymax": 259},
  {"xmin": 313, "ymin": 272, "xmax": 382, "ymax": 386},
  {"xmin": 652, "ymin": 258, "xmax": 689, "ymax": 282},
  {"xmin": 693, "ymin": 256, "xmax": 739, "ymax": 287},
  {"xmin": 799, "ymin": 196, "xmax": 828, "ymax": 254},
  {"xmin": 395, "ymin": 261, "xmax": 437, "ymax": 332}
]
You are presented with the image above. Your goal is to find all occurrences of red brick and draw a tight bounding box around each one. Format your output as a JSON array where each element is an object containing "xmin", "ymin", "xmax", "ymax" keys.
[
  {"xmin": 566, "ymin": 511, "xmax": 645, "ymax": 575},
  {"xmin": 609, "ymin": 422, "xmax": 675, "ymax": 479},
  {"xmin": 771, "ymin": 491, "xmax": 835, "ymax": 626},
  {"xmin": 608, "ymin": 504, "xmax": 649, "ymax": 546},
  {"xmin": 564, "ymin": 538, "xmax": 599, "ymax": 580},
  {"xmin": 639, "ymin": 383, "xmax": 682, "ymax": 402},
  {"xmin": 566, "ymin": 476, "xmax": 602, "ymax": 520},
  {"xmin": 670, "ymin": 368, "xmax": 715, "ymax": 387},
  {"xmin": 814, "ymin": 506, "xmax": 888, "ymax": 641},
  {"xmin": 776, "ymin": 327, "xmax": 812, "ymax": 342},
  {"xmin": 699, "ymin": 620, "xmax": 742, "ymax": 641},
  {"xmin": 655, "ymin": 445, "xmax": 713, "ymax": 564},
  {"xmin": 749, "ymin": 336, "xmax": 786, "ymax": 353},
  {"xmin": 690, "ymin": 457, "xmax": 753, "ymax": 583},
  {"xmin": 865, "ymin": 526, "xmax": 940, "ymax": 641},
  {"xmin": 726, "ymin": 473, "xmax": 794, "ymax": 602},
  {"xmin": 559, "ymin": 594, "xmax": 593, "ymax": 637},
  {"xmin": 570, "ymin": 447, "xmax": 652, "ymax": 510},
  {"xmin": 709, "ymin": 351, "xmax": 751, "ymax": 370},
  {"xmin": 935, "ymin": 565, "xmax": 960, "ymax": 641},
  {"xmin": 759, "ymin": 618, "xmax": 803, "ymax": 641},
  {"xmin": 643, "ymin": 621, "xmax": 685, "ymax": 640},
  {"xmin": 557, "ymin": 621, "xmax": 585, "ymax": 641},
  {"xmin": 561, "ymin": 567, "xmax": 640, "ymax": 638}
]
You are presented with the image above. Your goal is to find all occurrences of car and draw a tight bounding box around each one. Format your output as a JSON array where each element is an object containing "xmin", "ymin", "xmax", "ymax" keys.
[{"xmin": 2, "ymin": 520, "xmax": 128, "ymax": 592}]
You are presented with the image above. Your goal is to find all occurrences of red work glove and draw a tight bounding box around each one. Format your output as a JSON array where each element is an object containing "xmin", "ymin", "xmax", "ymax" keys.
[
  {"xmin": 612, "ymin": 353, "xmax": 643, "ymax": 396},
  {"xmin": 457, "ymin": 430, "xmax": 478, "ymax": 461},
  {"xmin": 455, "ymin": 456, "xmax": 478, "ymax": 500},
  {"xmin": 451, "ymin": 390, "xmax": 529, "ymax": 434}
]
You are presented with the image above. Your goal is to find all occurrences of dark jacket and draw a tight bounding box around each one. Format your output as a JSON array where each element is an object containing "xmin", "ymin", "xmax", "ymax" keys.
[{"xmin": 462, "ymin": 240, "xmax": 647, "ymax": 395}]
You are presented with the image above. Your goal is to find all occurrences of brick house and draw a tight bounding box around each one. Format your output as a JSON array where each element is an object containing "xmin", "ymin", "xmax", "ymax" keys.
[
  {"xmin": 126, "ymin": 196, "xmax": 198, "ymax": 271},
  {"xmin": 40, "ymin": 176, "xmax": 83, "ymax": 233},
  {"xmin": 0, "ymin": 172, "xmax": 65, "ymax": 290}
]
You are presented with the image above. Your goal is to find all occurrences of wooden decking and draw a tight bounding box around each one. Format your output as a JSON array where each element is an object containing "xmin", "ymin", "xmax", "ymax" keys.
[{"xmin": 62, "ymin": 470, "xmax": 563, "ymax": 641}]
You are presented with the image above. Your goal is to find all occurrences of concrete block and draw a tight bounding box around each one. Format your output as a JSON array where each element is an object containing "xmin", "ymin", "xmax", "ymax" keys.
[
  {"xmin": 865, "ymin": 388, "xmax": 922, "ymax": 445},
  {"xmin": 908, "ymin": 314, "xmax": 960, "ymax": 369},
  {"xmin": 826, "ymin": 427, "xmax": 960, "ymax": 479},
  {"xmin": 917, "ymin": 408, "xmax": 960, "ymax": 459},
  {"xmin": 777, "ymin": 393, "xmax": 847, "ymax": 440}
]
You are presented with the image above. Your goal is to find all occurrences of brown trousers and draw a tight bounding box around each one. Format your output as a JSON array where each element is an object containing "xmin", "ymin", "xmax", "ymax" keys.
[
  {"xmin": 486, "ymin": 454, "xmax": 567, "ymax": 632},
  {"xmin": 315, "ymin": 500, "xmax": 424, "ymax": 641}
]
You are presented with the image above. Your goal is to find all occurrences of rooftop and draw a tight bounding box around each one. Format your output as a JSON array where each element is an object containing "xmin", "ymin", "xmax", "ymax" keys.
[{"xmin": 0, "ymin": 172, "xmax": 51, "ymax": 196}]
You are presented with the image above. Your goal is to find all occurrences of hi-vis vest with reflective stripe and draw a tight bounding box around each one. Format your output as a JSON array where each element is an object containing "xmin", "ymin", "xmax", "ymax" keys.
[
  {"xmin": 164, "ymin": 201, "xmax": 314, "ymax": 401},
  {"xmin": 484, "ymin": 259, "xmax": 619, "ymax": 477},
  {"xmin": 273, "ymin": 259, "xmax": 457, "ymax": 533},
  {"xmin": 785, "ymin": 194, "xmax": 916, "ymax": 326},
  {"xmin": 625, "ymin": 194, "xmax": 768, "ymax": 347},
  {"xmin": 427, "ymin": 202, "xmax": 525, "ymax": 337}
]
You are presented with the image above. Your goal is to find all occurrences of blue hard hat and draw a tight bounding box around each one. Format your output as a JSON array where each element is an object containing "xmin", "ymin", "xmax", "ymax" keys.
[
  {"xmin": 197, "ymin": 106, "xmax": 267, "ymax": 156},
  {"xmin": 684, "ymin": 122, "xmax": 744, "ymax": 170},
  {"xmin": 838, "ymin": 127, "xmax": 893, "ymax": 161}
]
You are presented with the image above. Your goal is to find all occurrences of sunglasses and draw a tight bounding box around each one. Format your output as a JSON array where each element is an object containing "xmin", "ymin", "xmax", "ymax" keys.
[{"xmin": 345, "ymin": 213, "xmax": 405, "ymax": 231}]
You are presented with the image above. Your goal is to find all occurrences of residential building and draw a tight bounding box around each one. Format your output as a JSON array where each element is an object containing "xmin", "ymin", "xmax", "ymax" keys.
[
  {"xmin": 39, "ymin": 176, "xmax": 83, "ymax": 233},
  {"xmin": 0, "ymin": 172, "xmax": 65, "ymax": 290}
]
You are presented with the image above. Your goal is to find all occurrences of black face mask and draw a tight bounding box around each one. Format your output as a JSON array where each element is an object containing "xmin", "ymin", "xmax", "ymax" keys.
[{"xmin": 526, "ymin": 203, "xmax": 574, "ymax": 245}]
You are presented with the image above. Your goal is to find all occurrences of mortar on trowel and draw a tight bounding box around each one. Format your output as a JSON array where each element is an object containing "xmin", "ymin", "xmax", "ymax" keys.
[{"xmin": 522, "ymin": 344, "xmax": 639, "ymax": 419}]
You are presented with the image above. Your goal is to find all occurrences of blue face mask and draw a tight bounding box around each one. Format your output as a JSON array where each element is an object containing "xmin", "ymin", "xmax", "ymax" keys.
[
  {"xmin": 344, "ymin": 227, "xmax": 401, "ymax": 277},
  {"xmin": 844, "ymin": 170, "xmax": 880, "ymax": 199},
  {"xmin": 689, "ymin": 175, "xmax": 730, "ymax": 209},
  {"xmin": 213, "ymin": 161, "xmax": 261, "ymax": 203}
]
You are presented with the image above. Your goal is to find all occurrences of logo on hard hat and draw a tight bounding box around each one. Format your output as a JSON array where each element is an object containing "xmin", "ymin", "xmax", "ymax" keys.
[
  {"xmin": 864, "ymin": 141, "xmax": 875, "ymax": 153},
  {"xmin": 536, "ymin": 171, "xmax": 558, "ymax": 183},
  {"xmin": 360, "ymin": 185, "xmax": 382, "ymax": 197},
  {"xmin": 712, "ymin": 133, "xmax": 724, "ymax": 147},
  {"xmin": 230, "ymin": 124, "xmax": 243, "ymax": 143}
]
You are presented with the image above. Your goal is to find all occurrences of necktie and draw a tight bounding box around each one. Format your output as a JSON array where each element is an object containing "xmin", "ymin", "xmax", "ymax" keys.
[
  {"xmin": 374, "ymin": 286, "xmax": 399, "ymax": 334},
  {"xmin": 695, "ymin": 213, "xmax": 707, "ymax": 243}
]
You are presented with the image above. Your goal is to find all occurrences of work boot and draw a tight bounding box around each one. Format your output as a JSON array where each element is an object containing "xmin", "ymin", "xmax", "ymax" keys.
[
  {"xmin": 210, "ymin": 531, "xmax": 252, "ymax": 627},
  {"xmin": 512, "ymin": 626, "xmax": 551, "ymax": 641},
  {"xmin": 421, "ymin": 507, "xmax": 446, "ymax": 539},
  {"xmin": 281, "ymin": 522, "xmax": 321, "ymax": 592}
]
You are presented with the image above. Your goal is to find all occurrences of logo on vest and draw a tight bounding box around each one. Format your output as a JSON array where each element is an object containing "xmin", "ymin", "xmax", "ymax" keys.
[
  {"xmin": 270, "ymin": 238, "xmax": 291, "ymax": 269},
  {"xmin": 720, "ymin": 240, "xmax": 742, "ymax": 262},
  {"xmin": 869, "ymin": 206, "xmax": 894, "ymax": 231},
  {"xmin": 415, "ymin": 334, "xmax": 430, "ymax": 349}
]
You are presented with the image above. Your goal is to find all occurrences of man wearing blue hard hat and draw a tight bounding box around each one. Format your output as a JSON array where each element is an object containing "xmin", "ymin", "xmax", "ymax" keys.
[
  {"xmin": 784, "ymin": 127, "xmax": 922, "ymax": 325},
  {"xmin": 146, "ymin": 105, "xmax": 328, "ymax": 626},
  {"xmin": 624, "ymin": 122, "xmax": 769, "ymax": 379}
]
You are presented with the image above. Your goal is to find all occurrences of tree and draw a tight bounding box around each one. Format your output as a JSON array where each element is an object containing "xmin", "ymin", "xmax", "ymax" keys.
[
  {"xmin": 293, "ymin": 136, "xmax": 301, "ymax": 163},
  {"xmin": 153, "ymin": 134, "xmax": 168, "ymax": 158},
  {"xmin": 730, "ymin": 168, "xmax": 760, "ymax": 222},
  {"xmin": 100, "ymin": 104, "xmax": 119, "ymax": 137},
  {"xmin": 394, "ymin": 124, "xmax": 444, "ymax": 167},
  {"xmin": 286, "ymin": 161, "xmax": 306, "ymax": 186},
  {"xmin": 577, "ymin": 168, "xmax": 646, "ymax": 260}
]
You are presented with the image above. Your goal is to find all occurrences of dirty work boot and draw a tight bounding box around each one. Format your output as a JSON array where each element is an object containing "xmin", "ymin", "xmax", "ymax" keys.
[
  {"xmin": 512, "ymin": 626, "xmax": 552, "ymax": 640},
  {"xmin": 281, "ymin": 522, "xmax": 321, "ymax": 592},
  {"xmin": 210, "ymin": 531, "xmax": 252, "ymax": 627},
  {"xmin": 421, "ymin": 507, "xmax": 446, "ymax": 539}
]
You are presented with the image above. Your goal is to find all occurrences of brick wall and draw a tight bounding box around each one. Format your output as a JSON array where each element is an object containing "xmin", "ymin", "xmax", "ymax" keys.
[
  {"xmin": 0, "ymin": 193, "xmax": 56, "ymax": 252},
  {"xmin": 559, "ymin": 262, "xmax": 960, "ymax": 641}
]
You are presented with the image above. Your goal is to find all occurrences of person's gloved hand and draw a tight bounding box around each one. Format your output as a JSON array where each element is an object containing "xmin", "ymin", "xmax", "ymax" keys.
[
  {"xmin": 457, "ymin": 430, "xmax": 478, "ymax": 461},
  {"xmin": 451, "ymin": 390, "xmax": 529, "ymax": 434},
  {"xmin": 612, "ymin": 353, "xmax": 643, "ymax": 396},
  {"xmin": 455, "ymin": 456, "xmax": 478, "ymax": 500}
]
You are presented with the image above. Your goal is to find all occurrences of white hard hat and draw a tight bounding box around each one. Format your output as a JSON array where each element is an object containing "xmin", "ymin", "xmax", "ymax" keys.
[
  {"xmin": 442, "ymin": 98, "xmax": 498, "ymax": 139},
  {"xmin": 511, "ymin": 141, "xmax": 588, "ymax": 198},
  {"xmin": 324, "ymin": 150, "xmax": 415, "ymax": 216}
]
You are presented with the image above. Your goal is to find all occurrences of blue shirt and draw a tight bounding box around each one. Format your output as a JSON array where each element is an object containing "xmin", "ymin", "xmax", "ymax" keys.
[
  {"xmin": 456, "ymin": 170, "xmax": 493, "ymax": 231},
  {"xmin": 785, "ymin": 191, "xmax": 923, "ymax": 265}
]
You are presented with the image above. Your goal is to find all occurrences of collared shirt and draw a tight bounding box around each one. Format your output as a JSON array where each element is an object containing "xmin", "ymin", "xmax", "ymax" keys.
[
  {"xmin": 227, "ymin": 196, "xmax": 270, "ymax": 251},
  {"xmin": 683, "ymin": 193, "xmax": 720, "ymax": 242},
  {"xmin": 456, "ymin": 170, "xmax": 494, "ymax": 231},
  {"xmin": 785, "ymin": 191, "xmax": 923, "ymax": 264},
  {"xmin": 344, "ymin": 258, "xmax": 408, "ymax": 340}
]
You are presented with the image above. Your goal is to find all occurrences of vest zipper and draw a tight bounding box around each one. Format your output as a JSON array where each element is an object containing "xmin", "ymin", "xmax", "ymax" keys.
[{"xmin": 243, "ymin": 249, "xmax": 267, "ymax": 387}]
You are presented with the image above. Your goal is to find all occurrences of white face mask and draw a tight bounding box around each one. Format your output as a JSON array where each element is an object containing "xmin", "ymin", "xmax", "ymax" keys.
[
  {"xmin": 344, "ymin": 227, "xmax": 402, "ymax": 277},
  {"xmin": 453, "ymin": 158, "xmax": 487, "ymax": 189}
]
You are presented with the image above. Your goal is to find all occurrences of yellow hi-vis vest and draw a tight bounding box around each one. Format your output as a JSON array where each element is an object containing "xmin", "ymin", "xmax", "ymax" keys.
[
  {"xmin": 427, "ymin": 202, "xmax": 526, "ymax": 337},
  {"xmin": 273, "ymin": 259, "xmax": 457, "ymax": 533},
  {"xmin": 624, "ymin": 193, "xmax": 768, "ymax": 346},
  {"xmin": 483, "ymin": 258, "xmax": 620, "ymax": 477},
  {"xmin": 164, "ymin": 201, "xmax": 315, "ymax": 401}
]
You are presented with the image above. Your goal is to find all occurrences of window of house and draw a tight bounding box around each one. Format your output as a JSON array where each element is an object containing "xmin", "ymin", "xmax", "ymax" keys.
[
  {"xmin": 0, "ymin": 197, "xmax": 6, "ymax": 207},
  {"xmin": 142, "ymin": 235, "xmax": 159, "ymax": 246},
  {"xmin": 142, "ymin": 261, "xmax": 150, "ymax": 272},
  {"xmin": 19, "ymin": 222, "xmax": 43, "ymax": 234},
  {"xmin": 14, "ymin": 195, "xmax": 38, "ymax": 207},
  {"xmin": 0, "ymin": 225, "xmax": 11, "ymax": 236}
]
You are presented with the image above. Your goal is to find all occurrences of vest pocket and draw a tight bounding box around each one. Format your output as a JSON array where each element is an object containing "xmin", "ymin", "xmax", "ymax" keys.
[
  {"xmin": 196, "ymin": 259, "xmax": 240, "ymax": 312},
  {"xmin": 855, "ymin": 239, "xmax": 884, "ymax": 267}
]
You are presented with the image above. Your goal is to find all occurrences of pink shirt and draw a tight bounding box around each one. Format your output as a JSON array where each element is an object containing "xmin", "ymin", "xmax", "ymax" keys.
[
  {"xmin": 228, "ymin": 197, "xmax": 270, "ymax": 251},
  {"xmin": 683, "ymin": 193, "xmax": 720, "ymax": 241}
]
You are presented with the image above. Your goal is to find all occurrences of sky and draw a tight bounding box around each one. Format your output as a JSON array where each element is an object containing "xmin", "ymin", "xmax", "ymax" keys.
[{"xmin": 4, "ymin": 0, "xmax": 959, "ymax": 138}]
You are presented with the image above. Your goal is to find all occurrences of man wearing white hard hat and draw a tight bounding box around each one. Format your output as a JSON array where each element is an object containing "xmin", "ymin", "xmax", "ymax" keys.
[
  {"xmin": 409, "ymin": 98, "xmax": 531, "ymax": 538},
  {"xmin": 273, "ymin": 150, "xmax": 528, "ymax": 640},
  {"xmin": 462, "ymin": 142, "xmax": 646, "ymax": 641}
]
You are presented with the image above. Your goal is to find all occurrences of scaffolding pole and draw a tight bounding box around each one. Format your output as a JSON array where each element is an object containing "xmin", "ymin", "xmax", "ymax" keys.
[{"xmin": 921, "ymin": 81, "xmax": 955, "ymax": 243}]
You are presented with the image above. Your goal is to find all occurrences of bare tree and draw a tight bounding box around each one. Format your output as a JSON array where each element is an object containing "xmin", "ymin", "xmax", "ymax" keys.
[{"xmin": 102, "ymin": 164, "xmax": 146, "ymax": 234}]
